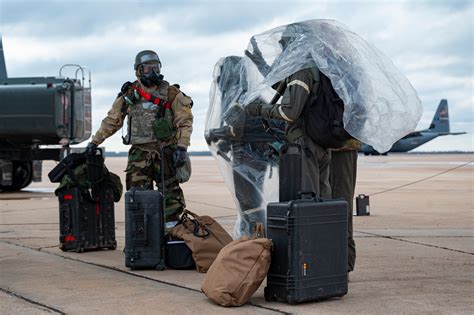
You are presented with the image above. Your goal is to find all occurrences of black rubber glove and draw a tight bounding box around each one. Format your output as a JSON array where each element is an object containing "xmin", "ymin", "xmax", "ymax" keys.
[
  {"xmin": 244, "ymin": 103, "xmax": 262, "ymax": 117},
  {"xmin": 85, "ymin": 142, "xmax": 98, "ymax": 155},
  {"xmin": 173, "ymin": 147, "xmax": 188, "ymax": 168},
  {"xmin": 121, "ymin": 81, "xmax": 133, "ymax": 95}
]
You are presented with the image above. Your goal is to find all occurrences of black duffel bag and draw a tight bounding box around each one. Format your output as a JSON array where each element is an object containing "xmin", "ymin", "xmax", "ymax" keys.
[{"xmin": 165, "ymin": 234, "xmax": 195, "ymax": 270}]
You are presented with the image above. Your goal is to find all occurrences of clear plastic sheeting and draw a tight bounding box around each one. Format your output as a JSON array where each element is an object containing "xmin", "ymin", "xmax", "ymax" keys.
[
  {"xmin": 205, "ymin": 56, "xmax": 284, "ymax": 237},
  {"xmin": 205, "ymin": 19, "xmax": 422, "ymax": 237}
]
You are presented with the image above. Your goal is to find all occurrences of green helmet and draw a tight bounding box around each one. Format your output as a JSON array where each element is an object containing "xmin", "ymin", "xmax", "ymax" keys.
[{"xmin": 134, "ymin": 50, "xmax": 161, "ymax": 70}]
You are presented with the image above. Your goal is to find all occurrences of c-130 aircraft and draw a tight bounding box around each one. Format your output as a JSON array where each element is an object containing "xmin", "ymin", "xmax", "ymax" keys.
[{"xmin": 360, "ymin": 99, "xmax": 466, "ymax": 155}]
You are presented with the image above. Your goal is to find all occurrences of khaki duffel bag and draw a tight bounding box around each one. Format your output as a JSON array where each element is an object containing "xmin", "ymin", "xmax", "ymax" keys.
[
  {"xmin": 170, "ymin": 210, "xmax": 233, "ymax": 273},
  {"xmin": 201, "ymin": 224, "xmax": 272, "ymax": 306}
]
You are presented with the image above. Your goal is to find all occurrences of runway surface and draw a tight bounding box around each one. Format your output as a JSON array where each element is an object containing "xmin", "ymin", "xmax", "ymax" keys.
[{"xmin": 1, "ymin": 153, "xmax": 473, "ymax": 314}]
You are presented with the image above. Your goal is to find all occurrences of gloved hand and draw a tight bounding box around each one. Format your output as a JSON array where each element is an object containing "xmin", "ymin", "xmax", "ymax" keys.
[
  {"xmin": 85, "ymin": 142, "xmax": 98, "ymax": 155},
  {"xmin": 173, "ymin": 147, "xmax": 188, "ymax": 168},
  {"xmin": 245, "ymin": 103, "xmax": 262, "ymax": 117},
  {"xmin": 121, "ymin": 81, "xmax": 133, "ymax": 95}
]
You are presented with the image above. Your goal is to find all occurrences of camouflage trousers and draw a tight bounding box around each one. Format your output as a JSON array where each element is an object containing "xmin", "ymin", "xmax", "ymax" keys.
[{"xmin": 125, "ymin": 145, "xmax": 185, "ymax": 222}]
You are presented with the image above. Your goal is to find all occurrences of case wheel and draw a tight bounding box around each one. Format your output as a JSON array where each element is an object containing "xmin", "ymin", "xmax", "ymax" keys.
[
  {"xmin": 76, "ymin": 246, "xmax": 84, "ymax": 253},
  {"xmin": 60, "ymin": 245, "xmax": 66, "ymax": 252},
  {"xmin": 155, "ymin": 264, "xmax": 165, "ymax": 271},
  {"xmin": 108, "ymin": 243, "xmax": 117, "ymax": 250},
  {"xmin": 264, "ymin": 288, "xmax": 277, "ymax": 302}
]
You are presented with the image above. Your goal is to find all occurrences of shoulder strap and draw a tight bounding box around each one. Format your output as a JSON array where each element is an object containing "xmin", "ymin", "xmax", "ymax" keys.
[
  {"xmin": 182, "ymin": 209, "xmax": 201, "ymax": 220},
  {"xmin": 309, "ymin": 67, "xmax": 320, "ymax": 85},
  {"xmin": 261, "ymin": 80, "xmax": 288, "ymax": 142},
  {"xmin": 252, "ymin": 223, "xmax": 265, "ymax": 239}
]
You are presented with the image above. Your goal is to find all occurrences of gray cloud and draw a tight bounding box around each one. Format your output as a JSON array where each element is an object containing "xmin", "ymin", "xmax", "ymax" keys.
[{"xmin": 1, "ymin": 0, "xmax": 472, "ymax": 151}]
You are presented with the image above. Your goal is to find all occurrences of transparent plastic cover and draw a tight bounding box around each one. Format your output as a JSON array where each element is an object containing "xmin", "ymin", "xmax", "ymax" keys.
[{"xmin": 205, "ymin": 19, "xmax": 422, "ymax": 236}]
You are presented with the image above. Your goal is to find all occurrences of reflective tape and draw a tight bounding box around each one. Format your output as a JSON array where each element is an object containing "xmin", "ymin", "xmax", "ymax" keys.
[
  {"xmin": 287, "ymin": 79, "xmax": 310, "ymax": 93},
  {"xmin": 278, "ymin": 106, "xmax": 293, "ymax": 122}
]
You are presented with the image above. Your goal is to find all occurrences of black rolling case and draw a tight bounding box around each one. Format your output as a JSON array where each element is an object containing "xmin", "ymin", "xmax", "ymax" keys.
[
  {"xmin": 124, "ymin": 189, "xmax": 166, "ymax": 270},
  {"xmin": 265, "ymin": 195, "xmax": 348, "ymax": 304},
  {"xmin": 58, "ymin": 186, "xmax": 117, "ymax": 252}
]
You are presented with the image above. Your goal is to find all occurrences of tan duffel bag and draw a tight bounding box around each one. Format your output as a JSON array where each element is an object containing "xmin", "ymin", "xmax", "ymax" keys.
[
  {"xmin": 170, "ymin": 210, "xmax": 233, "ymax": 273},
  {"xmin": 201, "ymin": 224, "xmax": 272, "ymax": 306}
]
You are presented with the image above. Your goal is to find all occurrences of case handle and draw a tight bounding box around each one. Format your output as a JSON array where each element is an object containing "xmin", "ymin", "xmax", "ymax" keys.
[
  {"xmin": 143, "ymin": 213, "xmax": 148, "ymax": 245},
  {"xmin": 297, "ymin": 191, "xmax": 317, "ymax": 199}
]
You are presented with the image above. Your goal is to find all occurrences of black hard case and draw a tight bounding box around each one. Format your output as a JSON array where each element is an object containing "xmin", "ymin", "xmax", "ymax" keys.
[
  {"xmin": 124, "ymin": 189, "xmax": 165, "ymax": 270},
  {"xmin": 356, "ymin": 194, "xmax": 370, "ymax": 216},
  {"xmin": 58, "ymin": 187, "xmax": 117, "ymax": 252},
  {"xmin": 265, "ymin": 197, "xmax": 348, "ymax": 304}
]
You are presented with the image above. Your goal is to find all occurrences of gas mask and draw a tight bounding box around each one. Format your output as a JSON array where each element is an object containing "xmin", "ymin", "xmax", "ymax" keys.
[{"xmin": 139, "ymin": 63, "xmax": 164, "ymax": 87}]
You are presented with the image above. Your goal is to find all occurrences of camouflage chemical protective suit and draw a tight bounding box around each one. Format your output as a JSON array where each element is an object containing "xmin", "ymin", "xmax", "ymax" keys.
[{"xmin": 91, "ymin": 78, "xmax": 193, "ymax": 222}]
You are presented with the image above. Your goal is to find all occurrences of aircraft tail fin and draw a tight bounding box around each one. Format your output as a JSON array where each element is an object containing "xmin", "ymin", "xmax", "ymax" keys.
[
  {"xmin": 0, "ymin": 36, "xmax": 7, "ymax": 79},
  {"xmin": 428, "ymin": 99, "xmax": 450, "ymax": 133}
]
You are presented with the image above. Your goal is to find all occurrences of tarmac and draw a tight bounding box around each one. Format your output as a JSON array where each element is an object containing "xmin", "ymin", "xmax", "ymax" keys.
[{"xmin": 1, "ymin": 153, "xmax": 473, "ymax": 314}]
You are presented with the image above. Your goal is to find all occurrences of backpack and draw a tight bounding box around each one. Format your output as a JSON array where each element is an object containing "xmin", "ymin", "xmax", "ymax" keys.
[{"xmin": 303, "ymin": 70, "xmax": 353, "ymax": 149}]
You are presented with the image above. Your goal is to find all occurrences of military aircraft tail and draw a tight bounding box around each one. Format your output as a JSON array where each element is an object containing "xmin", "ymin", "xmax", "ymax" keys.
[
  {"xmin": 427, "ymin": 99, "xmax": 450, "ymax": 133},
  {"xmin": 0, "ymin": 36, "xmax": 7, "ymax": 79}
]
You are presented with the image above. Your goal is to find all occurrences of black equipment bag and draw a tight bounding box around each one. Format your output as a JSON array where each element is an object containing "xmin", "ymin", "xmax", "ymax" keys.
[
  {"xmin": 58, "ymin": 186, "xmax": 117, "ymax": 252},
  {"xmin": 265, "ymin": 193, "xmax": 348, "ymax": 304},
  {"xmin": 279, "ymin": 143, "xmax": 302, "ymax": 202},
  {"xmin": 48, "ymin": 152, "xmax": 86, "ymax": 183},
  {"xmin": 164, "ymin": 234, "xmax": 195, "ymax": 270},
  {"xmin": 124, "ymin": 189, "xmax": 166, "ymax": 270},
  {"xmin": 304, "ymin": 71, "xmax": 353, "ymax": 149}
]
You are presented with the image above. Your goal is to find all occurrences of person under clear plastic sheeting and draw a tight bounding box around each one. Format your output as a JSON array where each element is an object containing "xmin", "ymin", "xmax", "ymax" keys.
[
  {"xmin": 239, "ymin": 19, "xmax": 422, "ymax": 153},
  {"xmin": 205, "ymin": 56, "xmax": 284, "ymax": 237},
  {"xmin": 206, "ymin": 19, "xmax": 422, "ymax": 238},
  {"xmin": 245, "ymin": 22, "xmax": 334, "ymax": 199}
]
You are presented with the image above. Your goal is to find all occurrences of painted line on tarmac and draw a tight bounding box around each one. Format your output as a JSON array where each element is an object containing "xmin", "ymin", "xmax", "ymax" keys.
[
  {"xmin": 0, "ymin": 287, "xmax": 65, "ymax": 314},
  {"xmin": 0, "ymin": 240, "xmax": 289, "ymax": 314},
  {"xmin": 357, "ymin": 231, "xmax": 474, "ymax": 255}
]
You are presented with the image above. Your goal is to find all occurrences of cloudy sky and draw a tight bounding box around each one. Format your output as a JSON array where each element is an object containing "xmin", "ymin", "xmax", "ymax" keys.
[{"xmin": 1, "ymin": 0, "xmax": 472, "ymax": 152}]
